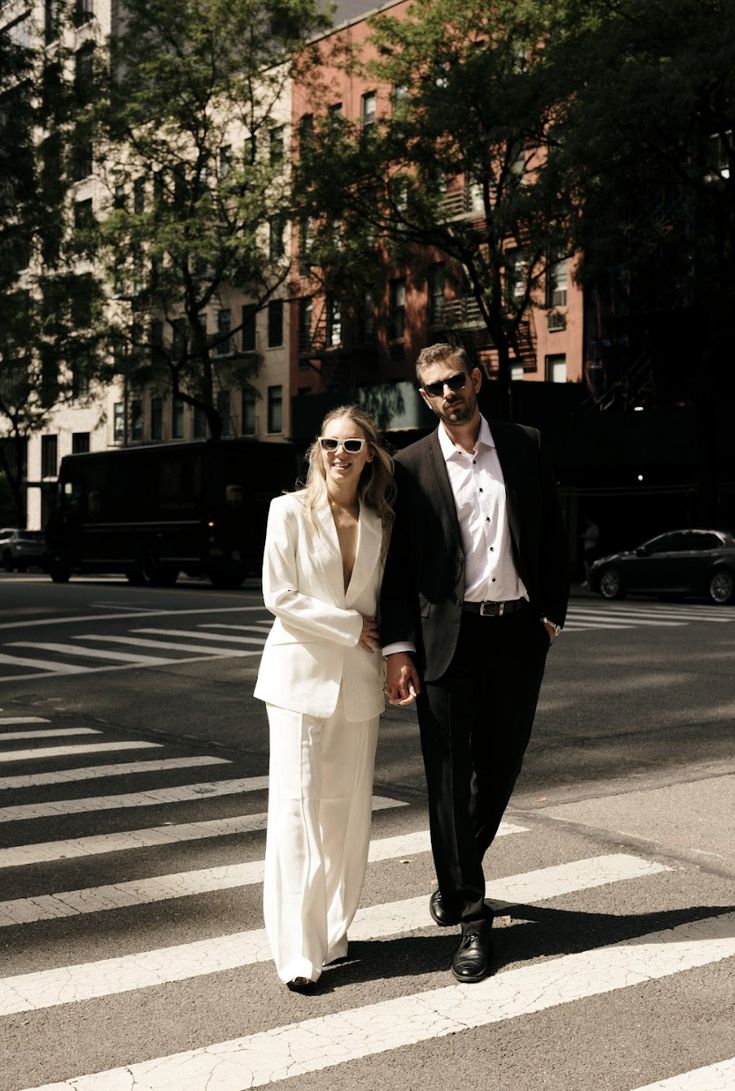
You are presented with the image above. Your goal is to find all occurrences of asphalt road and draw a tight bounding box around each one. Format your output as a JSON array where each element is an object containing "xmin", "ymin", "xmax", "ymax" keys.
[{"xmin": 0, "ymin": 573, "xmax": 733, "ymax": 1091}]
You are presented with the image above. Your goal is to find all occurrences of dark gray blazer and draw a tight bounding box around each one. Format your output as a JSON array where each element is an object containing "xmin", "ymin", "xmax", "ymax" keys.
[{"xmin": 380, "ymin": 420, "xmax": 569, "ymax": 681}]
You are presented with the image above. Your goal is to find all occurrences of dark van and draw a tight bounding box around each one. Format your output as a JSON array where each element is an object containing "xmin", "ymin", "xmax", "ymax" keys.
[{"xmin": 45, "ymin": 439, "xmax": 298, "ymax": 587}]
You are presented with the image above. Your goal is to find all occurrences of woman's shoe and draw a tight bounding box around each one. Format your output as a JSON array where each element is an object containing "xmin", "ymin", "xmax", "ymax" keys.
[{"xmin": 286, "ymin": 977, "xmax": 316, "ymax": 994}]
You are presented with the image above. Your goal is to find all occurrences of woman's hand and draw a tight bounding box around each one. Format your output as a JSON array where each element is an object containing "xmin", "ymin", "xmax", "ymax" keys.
[
  {"xmin": 385, "ymin": 652, "xmax": 421, "ymax": 705},
  {"xmin": 358, "ymin": 615, "xmax": 380, "ymax": 652}
]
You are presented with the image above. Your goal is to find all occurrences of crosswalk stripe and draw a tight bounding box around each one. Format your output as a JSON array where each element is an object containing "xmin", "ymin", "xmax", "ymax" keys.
[
  {"xmin": 74, "ymin": 634, "xmax": 261, "ymax": 656},
  {"xmin": 630, "ymin": 1058, "xmax": 735, "ymax": 1090},
  {"xmin": 134, "ymin": 628, "xmax": 266, "ymax": 646},
  {"xmin": 7, "ymin": 642, "xmax": 175, "ymax": 665},
  {"xmin": 0, "ymin": 740, "xmax": 162, "ymax": 764},
  {"xmin": 0, "ymin": 717, "xmax": 50, "ymax": 725},
  {"xmin": 563, "ymin": 622, "xmax": 635, "ymax": 631},
  {"xmin": 0, "ymin": 827, "xmax": 526, "ymax": 928},
  {"xmin": 0, "ymin": 651, "xmax": 87, "ymax": 674},
  {"xmin": 0, "ymin": 728, "xmax": 101, "ymax": 743},
  {"xmin": 198, "ymin": 624, "xmax": 272, "ymax": 633},
  {"xmin": 0, "ymin": 853, "xmax": 668, "ymax": 1015},
  {"xmin": 0, "ymin": 755, "xmax": 231, "ymax": 791},
  {"xmin": 18, "ymin": 910, "xmax": 735, "ymax": 1091},
  {"xmin": 570, "ymin": 606, "xmax": 732, "ymax": 622},
  {"xmin": 0, "ymin": 776, "xmax": 270, "ymax": 823},
  {"xmin": 566, "ymin": 612, "xmax": 686, "ymax": 627},
  {"xmin": 0, "ymin": 798, "xmax": 405, "ymax": 869}
]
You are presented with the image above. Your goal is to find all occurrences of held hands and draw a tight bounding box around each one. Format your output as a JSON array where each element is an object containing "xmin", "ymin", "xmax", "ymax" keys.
[
  {"xmin": 385, "ymin": 652, "xmax": 421, "ymax": 706},
  {"xmin": 358, "ymin": 615, "xmax": 380, "ymax": 653}
]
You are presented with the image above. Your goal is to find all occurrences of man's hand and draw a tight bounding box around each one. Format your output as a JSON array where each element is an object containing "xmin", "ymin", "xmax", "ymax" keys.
[
  {"xmin": 358, "ymin": 615, "xmax": 380, "ymax": 652},
  {"xmin": 385, "ymin": 652, "xmax": 422, "ymax": 705},
  {"xmin": 542, "ymin": 619, "xmax": 558, "ymax": 644}
]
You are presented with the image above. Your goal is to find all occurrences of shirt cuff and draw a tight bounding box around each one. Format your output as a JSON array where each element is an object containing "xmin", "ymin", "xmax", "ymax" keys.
[{"xmin": 382, "ymin": 642, "xmax": 416, "ymax": 658}]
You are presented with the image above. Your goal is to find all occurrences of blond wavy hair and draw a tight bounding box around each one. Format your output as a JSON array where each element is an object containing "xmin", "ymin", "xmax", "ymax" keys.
[{"xmin": 299, "ymin": 405, "xmax": 396, "ymax": 539}]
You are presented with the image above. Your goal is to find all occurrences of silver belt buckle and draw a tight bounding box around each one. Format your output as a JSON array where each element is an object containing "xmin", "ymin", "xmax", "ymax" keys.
[{"xmin": 480, "ymin": 601, "xmax": 502, "ymax": 617}]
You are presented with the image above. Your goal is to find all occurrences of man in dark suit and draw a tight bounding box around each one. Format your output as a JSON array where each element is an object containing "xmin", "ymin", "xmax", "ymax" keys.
[{"xmin": 381, "ymin": 342, "xmax": 569, "ymax": 983}]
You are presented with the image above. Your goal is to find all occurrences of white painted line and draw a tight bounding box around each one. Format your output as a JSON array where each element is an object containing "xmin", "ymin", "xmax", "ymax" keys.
[
  {"xmin": 629, "ymin": 1058, "xmax": 735, "ymax": 1090},
  {"xmin": 0, "ymin": 717, "xmax": 50, "ymax": 725},
  {"xmin": 133, "ymin": 628, "xmax": 266, "ymax": 646},
  {"xmin": 0, "ymin": 652, "xmax": 87, "ymax": 674},
  {"xmin": 0, "ymin": 755, "xmax": 230, "ymax": 791},
  {"xmin": 8, "ymin": 642, "xmax": 174, "ymax": 665},
  {"xmin": 0, "ymin": 605, "xmax": 270, "ymax": 633},
  {"xmin": 198, "ymin": 624, "xmax": 272, "ymax": 633},
  {"xmin": 0, "ymin": 728, "xmax": 101, "ymax": 743},
  {"xmin": 563, "ymin": 623, "xmax": 634, "ymax": 631},
  {"xmin": 0, "ymin": 776, "xmax": 269, "ymax": 824},
  {"xmin": 0, "ymin": 824, "xmax": 524, "ymax": 928},
  {"xmin": 0, "ymin": 797, "xmax": 404, "ymax": 869},
  {"xmin": 74, "ymin": 634, "xmax": 260, "ymax": 656},
  {"xmin": 572, "ymin": 606, "xmax": 733, "ymax": 622},
  {"xmin": 18, "ymin": 911, "xmax": 735, "ymax": 1091},
  {"xmin": 565, "ymin": 613, "xmax": 685, "ymax": 627},
  {"xmin": 0, "ymin": 740, "xmax": 162, "ymax": 765},
  {"xmin": 0, "ymin": 853, "xmax": 667, "ymax": 1015},
  {"xmin": 0, "ymin": 815, "xmax": 263, "ymax": 869}
]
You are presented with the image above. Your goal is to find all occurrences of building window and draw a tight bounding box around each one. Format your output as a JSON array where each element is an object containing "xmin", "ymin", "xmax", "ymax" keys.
[
  {"xmin": 361, "ymin": 91, "xmax": 377, "ymax": 128},
  {"xmin": 192, "ymin": 405, "xmax": 207, "ymax": 438},
  {"xmin": 130, "ymin": 399, "xmax": 144, "ymax": 440},
  {"xmin": 150, "ymin": 396, "xmax": 163, "ymax": 440},
  {"xmin": 74, "ymin": 0, "xmax": 94, "ymax": 25},
  {"xmin": 298, "ymin": 113, "xmax": 313, "ymax": 152},
  {"xmin": 133, "ymin": 176, "xmax": 145, "ymax": 214},
  {"xmin": 545, "ymin": 354, "xmax": 567, "ymax": 383},
  {"xmin": 326, "ymin": 297, "xmax": 341, "ymax": 347},
  {"xmin": 71, "ymin": 136, "xmax": 93, "ymax": 181},
  {"xmin": 546, "ymin": 257, "xmax": 568, "ymax": 309},
  {"xmin": 172, "ymin": 317, "xmax": 187, "ymax": 361},
  {"xmin": 507, "ymin": 248, "xmax": 528, "ymax": 303},
  {"xmin": 72, "ymin": 356, "xmax": 90, "ymax": 398},
  {"xmin": 389, "ymin": 278, "xmax": 406, "ymax": 340},
  {"xmin": 214, "ymin": 308, "xmax": 232, "ymax": 355},
  {"xmin": 113, "ymin": 402, "xmax": 125, "ymax": 443},
  {"xmin": 74, "ymin": 198, "xmax": 94, "ymax": 230},
  {"xmin": 391, "ymin": 84, "xmax": 409, "ymax": 118},
  {"xmin": 241, "ymin": 388, "xmax": 256, "ymax": 435},
  {"xmin": 267, "ymin": 300, "xmax": 283, "ymax": 348},
  {"xmin": 172, "ymin": 398, "xmax": 185, "ymax": 439},
  {"xmin": 329, "ymin": 102, "xmax": 343, "ymax": 121},
  {"xmin": 298, "ymin": 296, "xmax": 312, "ymax": 355},
  {"xmin": 428, "ymin": 263, "xmax": 445, "ymax": 326},
  {"xmin": 267, "ymin": 385, "xmax": 283, "ymax": 433},
  {"xmin": 219, "ymin": 144, "xmax": 232, "ymax": 178},
  {"xmin": 41, "ymin": 435, "xmax": 58, "ymax": 478},
  {"xmin": 242, "ymin": 304, "xmax": 257, "ymax": 352},
  {"xmin": 217, "ymin": 389, "xmax": 231, "ymax": 436},
  {"xmin": 360, "ymin": 290, "xmax": 375, "ymax": 343},
  {"xmin": 45, "ymin": 0, "xmax": 61, "ymax": 42},
  {"xmin": 74, "ymin": 44, "xmax": 95, "ymax": 105},
  {"xmin": 269, "ymin": 215, "xmax": 286, "ymax": 261},
  {"xmin": 269, "ymin": 126, "xmax": 285, "ymax": 165},
  {"xmin": 72, "ymin": 432, "xmax": 90, "ymax": 454}
]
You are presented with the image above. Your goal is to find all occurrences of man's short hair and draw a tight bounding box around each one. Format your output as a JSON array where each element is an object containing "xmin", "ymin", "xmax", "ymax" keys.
[{"xmin": 416, "ymin": 343, "xmax": 473, "ymax": 384}]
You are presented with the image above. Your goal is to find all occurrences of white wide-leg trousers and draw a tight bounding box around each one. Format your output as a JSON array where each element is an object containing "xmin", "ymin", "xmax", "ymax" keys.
[{"xmin": 263, "ymin": 697, "xmax": 379, "ymax": 984}]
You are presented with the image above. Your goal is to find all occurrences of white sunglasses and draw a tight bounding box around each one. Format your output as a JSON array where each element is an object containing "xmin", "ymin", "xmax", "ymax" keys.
[{"xmin": 318, "ymin": 437, "xmax": 367, "ymax": 453}]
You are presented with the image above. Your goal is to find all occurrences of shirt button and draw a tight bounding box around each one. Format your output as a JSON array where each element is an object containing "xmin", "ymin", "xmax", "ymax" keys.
[
  {"xmin": 486, "ymin": 517, "xmax": 490, "ymax": 522},
  {"xmin": 479, "ymin": 488, "xmax": 483, "ymax": 493},
  {"xmin": 492, "ymin": 577, "xmax": 496, "ymax": 582},
  {"xmin": 490, "ymin": 546, "xmax": 494, "ymax": 551}
]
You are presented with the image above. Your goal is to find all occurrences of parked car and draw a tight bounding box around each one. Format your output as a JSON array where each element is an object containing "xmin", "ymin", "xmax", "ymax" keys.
[
  {"xmin": 0, "ymin": 528, "xmax": 47, "ymax": 572},
  {"xmin": 589, "ymin": 528, "xmax": 735, "ymax": 605}
]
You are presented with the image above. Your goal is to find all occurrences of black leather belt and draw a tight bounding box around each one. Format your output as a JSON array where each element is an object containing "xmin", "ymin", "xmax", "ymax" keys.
[{"xmin": 462, "ymin": 598, "xmax": 527, "ymax": 617}]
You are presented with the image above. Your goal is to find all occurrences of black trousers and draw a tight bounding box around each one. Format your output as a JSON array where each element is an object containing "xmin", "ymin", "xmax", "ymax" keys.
[{"xmin": 416, "ymin": 605, "xmax": 549, "ymax": 925}]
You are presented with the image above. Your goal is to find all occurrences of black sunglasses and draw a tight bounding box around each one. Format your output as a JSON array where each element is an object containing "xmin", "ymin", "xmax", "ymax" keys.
[
  {"xmin": 318, "ymin": 437, "xmax": 367, "ymax": 453},
  {"xmin": 422, "ymin": 372, "xmax": 468, "ymax": 398}
]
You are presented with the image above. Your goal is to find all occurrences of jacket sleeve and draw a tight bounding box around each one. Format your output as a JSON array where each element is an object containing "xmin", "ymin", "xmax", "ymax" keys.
[
  {"xmin": 261, "ymin": 499, "xmax": 364, "ymax": 647},
  {"xmin": 536, "ymin": 430, "xmax": 570, "ymax": 626},
  {"xmin": 379, "ymin": 460, "xmax": 419, "ymax": 647}
]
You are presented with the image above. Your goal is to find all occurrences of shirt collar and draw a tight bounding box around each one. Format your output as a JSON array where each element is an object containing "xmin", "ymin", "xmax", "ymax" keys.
[{"xmin": 438, "ymin": 415, "xmax": 495, "ymax": 462}]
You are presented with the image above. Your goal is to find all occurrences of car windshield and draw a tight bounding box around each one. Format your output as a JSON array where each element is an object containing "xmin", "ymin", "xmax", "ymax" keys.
[{"xmin": 17, "ymin": 532, "xmax": 44, "ymax": 541}]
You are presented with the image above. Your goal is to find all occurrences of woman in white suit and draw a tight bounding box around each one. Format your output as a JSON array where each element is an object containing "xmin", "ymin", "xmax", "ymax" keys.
[{"xmin": 254, "ymin": 405, "xmax": 395, "ymax": 992}]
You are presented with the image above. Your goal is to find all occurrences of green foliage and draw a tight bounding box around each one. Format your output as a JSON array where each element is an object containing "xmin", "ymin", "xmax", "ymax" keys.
[
  {"xmin": 92, "ymin": 0, "xmax": 330, "ymax": 438},
  {"xmin": 297, "ymin": 0, "xmax": 573, "ymax": 410}
]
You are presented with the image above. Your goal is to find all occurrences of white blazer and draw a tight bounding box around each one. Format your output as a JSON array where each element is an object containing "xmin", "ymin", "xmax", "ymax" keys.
[{"xmin": 254, "ymin": 491, "xmax": 386, "ymax": 721}]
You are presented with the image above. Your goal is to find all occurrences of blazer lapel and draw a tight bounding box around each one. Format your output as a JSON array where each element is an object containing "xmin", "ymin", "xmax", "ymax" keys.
[
  {"xmin": 311, "ymin": 496, "xmax": 346, "ymax": 605},
  {"xmin": 345, "ymin": 503, "xmax": 383, "ymax": 606},
  {"xmin": 491, "ymin": 420, "xmax": 522, "ymax": 555},
  {"xmin": 426, "ymin": 429, "xmax": 461, "ymax": 548}
]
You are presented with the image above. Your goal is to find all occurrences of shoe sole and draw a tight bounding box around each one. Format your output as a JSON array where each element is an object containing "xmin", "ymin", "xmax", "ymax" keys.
[{"xmin": 451, "ymin": 964, "xmax": 491, "ymax": 983}]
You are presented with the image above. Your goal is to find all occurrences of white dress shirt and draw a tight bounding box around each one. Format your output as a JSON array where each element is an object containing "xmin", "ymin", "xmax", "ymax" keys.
[
  {"xmin": 383, "ymin": 417, "xmax": 527, "ymax": 656},
  {"xmin": 438, "ymin": 416, "xmax": 527, "ymax": 603}
]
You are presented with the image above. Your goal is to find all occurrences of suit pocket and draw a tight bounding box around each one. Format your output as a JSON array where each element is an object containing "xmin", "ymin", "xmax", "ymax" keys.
[{"xmin": 418, "ymin": 593, "xmax": 432, "ymax": 619}]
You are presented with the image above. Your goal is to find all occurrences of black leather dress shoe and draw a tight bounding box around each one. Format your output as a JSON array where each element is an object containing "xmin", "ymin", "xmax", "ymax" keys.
[
  {"xmin": 286, "ymin": 977, "xmax": 316, "ymax": 994},
  {"xmin": 451, "ymin": 922, "xmax": 493, "ymax": 983},
  {"xmin": 429, "ymin": 889, "xmax": 461, "ymax": 927}
]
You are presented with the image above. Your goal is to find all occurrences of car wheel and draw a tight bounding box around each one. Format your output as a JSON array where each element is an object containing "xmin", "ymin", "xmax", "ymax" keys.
[
  {"xmin": 708, "ymin": 568, "xmax": 734, "ymax": 605},
  {"xmin": 48, "ymin": 562, "xmax": 70, "ymax": 584},
  {"xmin": 209, "ymin": 569, "xmax": 245, "ymax": 590},
  {"xmin": 2, "ymin": 552, "xmax": 14, "ymax": 572},
  {"xmin": 599, "ymin": 566, "xmax": 625, "ymax": 600}
]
